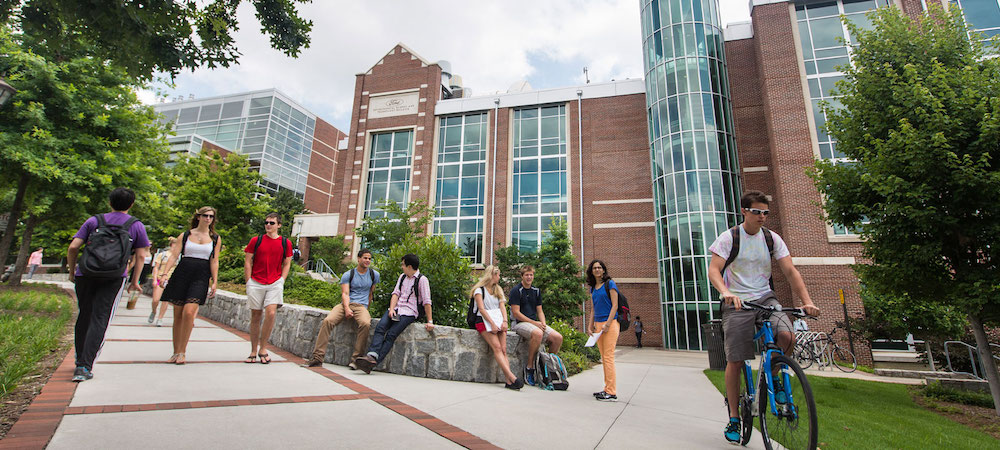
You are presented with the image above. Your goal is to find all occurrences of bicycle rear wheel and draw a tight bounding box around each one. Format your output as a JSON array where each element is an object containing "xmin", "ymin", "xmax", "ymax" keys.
[
  {"xmin": 832, "ymin": 346, "xmax": 857, "ymax": 373},
  {"xmin": 758, "ymin": 355, "xmax": 818, "ymax": 450},
  {"xmin": 793, "ymin": 342, "xmax": 814, "ymax": 370}
]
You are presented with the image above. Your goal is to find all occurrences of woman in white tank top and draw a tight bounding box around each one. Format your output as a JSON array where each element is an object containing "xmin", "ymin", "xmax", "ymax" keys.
[
  {"xmin": 158, "ymin": 206, "xmax": 222, "ymax": 365},
  {"xmin": 470, "ymin": 265, "xmax": 523, "ymax": 390}
]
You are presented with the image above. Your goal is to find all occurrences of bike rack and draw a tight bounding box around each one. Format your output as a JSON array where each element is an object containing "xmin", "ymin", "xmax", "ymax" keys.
[{"xmin": 943, "ymin": 341, "xmax": 1000, "ymax": 380}]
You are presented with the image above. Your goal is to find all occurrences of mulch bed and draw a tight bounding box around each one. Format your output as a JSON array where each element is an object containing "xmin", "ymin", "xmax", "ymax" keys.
[{"xmin": 912, "ymin": 389, "xmax": 1000, "ymax": 439}]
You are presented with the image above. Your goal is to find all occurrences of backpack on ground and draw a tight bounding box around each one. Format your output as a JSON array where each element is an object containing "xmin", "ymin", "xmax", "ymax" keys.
[
  {"xmin": 466, "ymin": 286, "xmax": 486, "ymax": 328},
  {"xmin": 534, "ymin": 350, "xmax": 569, "ymax": 391},
  {"xmin": 601, "ymin": 281, "xmax": 631, "ymax": 332},
  {"xmin": 394, "ymin": 273, "xmax": 427, "ymax": 321},
  {"xmin": 78, "ymin": 214, "xmax": 139, "ymax": 278},
  {"xmin": 719, "ymin": 226, "xmax": 775, "ymax": 315}
]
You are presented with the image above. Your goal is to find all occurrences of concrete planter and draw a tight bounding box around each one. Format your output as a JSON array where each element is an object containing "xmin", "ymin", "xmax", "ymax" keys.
[{"xmin": 200, "ymin": 290, "xmax": 527, "ymax": 383}]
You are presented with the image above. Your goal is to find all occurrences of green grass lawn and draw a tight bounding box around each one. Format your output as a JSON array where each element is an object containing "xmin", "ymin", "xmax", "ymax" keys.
[
  {"xmin": 0, "ymin": 285, "xmax": 74, "ymax": 398},
  {"xmin": 704, "ymin": 369, "xmax": 997, "ymax": 449}
]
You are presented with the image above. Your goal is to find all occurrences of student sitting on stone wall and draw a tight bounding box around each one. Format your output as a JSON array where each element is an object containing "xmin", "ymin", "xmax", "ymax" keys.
[{"xmin": 354, "ymin": 253, "xmax": 433, "ymax": 374}]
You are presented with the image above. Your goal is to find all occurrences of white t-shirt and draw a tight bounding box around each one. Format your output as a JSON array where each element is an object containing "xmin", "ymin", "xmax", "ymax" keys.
[
  {"xmin": 475, "ymin": 287, "xmax": 503, "ymax": 315},
  {"xmin": 709, "ymin": 225, "xmax": 790, "ymax": 299}
]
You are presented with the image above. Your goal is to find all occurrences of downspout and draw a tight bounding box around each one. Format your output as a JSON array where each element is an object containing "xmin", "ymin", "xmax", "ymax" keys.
[
  {"xmin": 489, "ymin": 97, "xmax": 500, "ymax": 264},
  {"xmin": 577, "ymin": 89, "xmax": 586, "ymax": 332}
]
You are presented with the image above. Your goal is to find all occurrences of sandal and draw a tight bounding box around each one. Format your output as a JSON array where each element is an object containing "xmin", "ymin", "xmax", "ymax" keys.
[
  {"xmin": 175, "ymin": 353, "xmax": 186, "ymax": 365},
  {"xmin": 258, "ymin": 352, "xmax": 271, "ymax": 364},
  {"xmin": 245, "ymin": 354, "xmax": 258, "ymax": 364},
  {"xmin": 167, "ymin": 353, "xmax": 179, "ymax": 364}
]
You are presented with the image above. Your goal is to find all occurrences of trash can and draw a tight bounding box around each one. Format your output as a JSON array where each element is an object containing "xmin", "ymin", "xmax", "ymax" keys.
[{"xmin": 702, "ymin": 319, "xmax": 725, "ymax": 370}]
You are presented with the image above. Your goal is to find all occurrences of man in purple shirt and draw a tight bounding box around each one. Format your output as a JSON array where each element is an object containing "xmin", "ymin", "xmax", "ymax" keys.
[
  {"xmin": 354, "ymin": 253, "xmax": 434, "ymax": 374},
  {"xmin": 65, "ymin": 188, "xmax": 150, "ymax": 382}
]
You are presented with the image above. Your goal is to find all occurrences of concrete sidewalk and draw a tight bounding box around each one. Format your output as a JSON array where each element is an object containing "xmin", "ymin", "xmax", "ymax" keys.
[{"xmin": 18, "ymin": 285, "xmax": 759, "ymax": 449}]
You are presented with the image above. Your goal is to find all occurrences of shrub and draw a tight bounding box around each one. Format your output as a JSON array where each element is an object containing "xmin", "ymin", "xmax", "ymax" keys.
[
  {"xmin": 550, "ymin": 320, "xmax": 599, "ymax": 375},
  {"xmin": 283, "ymin": 265, "xmax": 342, "ymax": 310},
  {"xmin": 217, "ymin": 266, "xmax": 244, "ymax": 284},
  {"xmin": 309, "ymin": 235, "xmax": 351, "ymax": 275},
  {"xmin": 922, "ymin": 382, "xmax": 995, "ymax": 408},
  {"xmin": 371, "ymin": 235, "xmax": 473, "ymax": 328}
]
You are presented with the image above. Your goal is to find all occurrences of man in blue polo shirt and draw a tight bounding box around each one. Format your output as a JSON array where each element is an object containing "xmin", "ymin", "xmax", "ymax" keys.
[{"xmin": 305, "ymin": 248, "xmax": 380, "ymax": 369}]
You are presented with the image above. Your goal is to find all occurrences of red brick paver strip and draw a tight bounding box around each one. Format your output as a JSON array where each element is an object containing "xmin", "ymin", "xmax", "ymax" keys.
[
  {"xmin": 1, "ymin": 349, "xmax": 78, "ymax": 449},
  {"xmin": 200, "ymin": 316, "xmax": 501, "ymax": 449}
]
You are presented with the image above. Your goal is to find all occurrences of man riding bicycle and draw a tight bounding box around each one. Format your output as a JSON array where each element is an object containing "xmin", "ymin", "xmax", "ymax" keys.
[{"xmin": 707, "ymin": 191, "xmax": 820, "ymax": 444}]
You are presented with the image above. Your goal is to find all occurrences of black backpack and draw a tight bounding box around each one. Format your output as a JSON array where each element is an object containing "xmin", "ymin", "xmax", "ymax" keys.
[
  {"xmin": 78, "ymin": 214, "xmax": 139, "ymax": 278},
  {"xmin": 347, "ymin": 267, "xmax": 375, "ymax": 287},
  {"xmin": 394, "ymin": 273, "xmax": 427, "ymax": 321},
  {"xmin": 466, "ymin": 286, "xmax": 487, "ymax": 328},
  {"xmin": 719, "ymin": 226, "xmax": 775, "ymax": 314},
  {"xmin": 251, "ymin": 234, "xmax": 289, "ymax": 260},
  {"xmin": 602, "ymin": 281, "xmax": 631, "ymax": 332},
  {"xmin": 181, "ymin": 230, "xmax": 219, "ymax": 259}
]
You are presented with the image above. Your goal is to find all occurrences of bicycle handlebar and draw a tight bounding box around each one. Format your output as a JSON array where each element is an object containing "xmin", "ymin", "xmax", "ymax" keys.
[{"xmin": 741, "ymin": 300, "xmax": 815, "ymax": 319}]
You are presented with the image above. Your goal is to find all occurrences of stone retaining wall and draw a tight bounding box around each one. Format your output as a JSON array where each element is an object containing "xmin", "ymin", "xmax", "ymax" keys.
[{"xmin": 201, "ymin": 291, "xmax": 527, "ymax": 383}]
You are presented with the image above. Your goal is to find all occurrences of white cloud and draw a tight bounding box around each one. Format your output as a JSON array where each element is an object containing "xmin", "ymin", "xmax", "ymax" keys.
[{"xmin": 149, "ymin": 0, "xmax": 752, "ymax": 131}]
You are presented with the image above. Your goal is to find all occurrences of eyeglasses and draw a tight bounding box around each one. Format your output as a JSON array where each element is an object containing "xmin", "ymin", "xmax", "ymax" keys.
[
  {"xmin": 200, "ymin": 214, "xmax": 215, "ymax": 219},
  {"xmin": 744, "ymin": 208, "xmax": 769, "ymax": 216},
  {"xmin": 264, "ymin": 221, "xmax": 278, "ymax": 225}
]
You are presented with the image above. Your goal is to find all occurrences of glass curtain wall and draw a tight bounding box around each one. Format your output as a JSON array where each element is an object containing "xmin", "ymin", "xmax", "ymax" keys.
[
  {"xmin": 641, "ymin": 0, "xmax": 742, "ymax": 350},
  {"xmin": 434, "ymin": 114, "xmax": 488, "ymax": 264},
  {"xmin": 797, "ymin": 0, "xmax": 890, "ymax": 234},
  {"xmin": 156, "ymin": 91, "xmax": 315, "ymax": 199},
  {"xmin": 364, "ymin": 130, "xmax": 415, "ymax": 219},
  {"xmin": 950, "ymin": 0, "xmax": 1000, "ymax": 47},
  {"xmin": 511, "ymin": 105, "xmax": 569, "ymax": 252}
]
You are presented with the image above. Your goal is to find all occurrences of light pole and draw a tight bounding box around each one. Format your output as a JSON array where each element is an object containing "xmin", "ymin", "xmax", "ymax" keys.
[{"xmin": 0, "ymin": 77, "xmax": 16, "ymax": 106}]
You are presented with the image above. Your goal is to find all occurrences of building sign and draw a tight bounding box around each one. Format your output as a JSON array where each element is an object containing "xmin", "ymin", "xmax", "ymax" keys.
[{"xmin": 367, "ymin": 91, "xmax": 419, "ymax": 119}]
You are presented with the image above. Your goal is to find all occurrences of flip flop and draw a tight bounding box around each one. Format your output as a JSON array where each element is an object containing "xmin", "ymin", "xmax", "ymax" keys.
[
  {"xmin": 245, "ymin": 355, "xmax": 258, "ymax": 364},
  {"xmin": 258, "ymin": 353, "xmax": 271, "ymax": 364}
]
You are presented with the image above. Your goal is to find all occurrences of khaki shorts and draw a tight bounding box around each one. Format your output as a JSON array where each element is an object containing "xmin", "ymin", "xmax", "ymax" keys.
[
  {"xmin": 512, "ymin": 321, "xmax": 556, "ymax": 342},
  {"xmin": 246, "ymin": 278, "xmax": 284, "ymax": 310},
  {"xmin": 721, "ymin": 293, "xmax": 793, "ymax": 362}
]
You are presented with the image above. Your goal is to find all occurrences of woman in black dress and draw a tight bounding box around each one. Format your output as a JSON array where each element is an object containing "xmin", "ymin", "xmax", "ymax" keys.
[{"xmin": 158, "ymin": 207, "xmax": 221, "ymax": 365}]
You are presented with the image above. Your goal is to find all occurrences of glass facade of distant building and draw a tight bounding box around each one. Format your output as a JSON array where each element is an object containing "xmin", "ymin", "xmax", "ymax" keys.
[
  {"xmin": 154, "ymin": 89, "xmax": 316, "ymax": 198},
  {"xmin": 641, "ymin": 0, "xmax": 742, "ymax": 350},
  {"xmin": 364, "ymin": 130, "xmax": 414, "ymax": 219}
]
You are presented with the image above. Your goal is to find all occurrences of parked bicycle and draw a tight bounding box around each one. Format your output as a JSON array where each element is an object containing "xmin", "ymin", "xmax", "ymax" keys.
[
  {"xmin": 730, "ymin": 300, "xmax": 818, "ymax": 450},
  {"xmin": 794, "ymin": 326, "xmax": 857, "ymax": 373}
]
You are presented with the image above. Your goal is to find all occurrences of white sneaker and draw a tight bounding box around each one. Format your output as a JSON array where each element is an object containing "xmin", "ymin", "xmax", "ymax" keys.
[{"xmin": 155, "ymin": 319, "xmax": 163, "ymax": 327}]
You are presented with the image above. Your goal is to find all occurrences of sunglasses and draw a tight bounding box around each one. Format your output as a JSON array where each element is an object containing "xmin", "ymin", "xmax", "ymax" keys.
[
  {"xmin": 200, "ymin": 214, "xmax": 215, "ymax": 219},
  {"xmin": 264, "ymin": 221, "xmax": 278, "ymax": 225},
  {"xmin": 744, "ymin": 208, "xmax": 769, "ymax": 216}
]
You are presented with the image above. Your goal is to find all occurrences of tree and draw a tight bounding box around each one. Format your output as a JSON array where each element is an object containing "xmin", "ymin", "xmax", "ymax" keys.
[
  {"xmin": 354, "ymin": 200, "xmax": 435, "ymax": 256},
  {"xmin": 268, "ymin": 189, "xmax": 305, "ymax": 240},
  {"xmin": 1, "ymin": 0, "xmax": 313, "ymax": 79},
  {"xmin": 0, "ymin": 28, "xmax": 170, "ymax": 282},
  {"xmin": 166, "ymin": 150, "xmax": 270, "ymax": 249},
  {"xmin": 371, "ymin": 235, "xmax": 474, "ymax": 328},
  {"xmin": 811, "ymin": 5, "xmax": 1000, "ymax": 414},
  {"xmin": 308, "ymin": 235, "xmax": 351, "ymax": 276},
  {"xmin": 494, "ymin": 219, "xmax": 586, "ymax": 323}
]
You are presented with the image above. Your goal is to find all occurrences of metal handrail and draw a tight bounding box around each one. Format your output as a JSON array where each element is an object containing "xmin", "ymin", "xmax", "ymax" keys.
[
  {"xmin": 943, "ymin": 340, "xmax": 1000, "ymax": 380},
  {"xmin": 306, "ymin": 258, "xmax": 336, "ymax": 278}
]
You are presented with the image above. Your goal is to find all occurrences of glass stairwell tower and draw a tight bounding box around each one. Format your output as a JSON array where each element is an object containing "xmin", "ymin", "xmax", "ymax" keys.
[{"xmin": 640, "ymin": 0, "xmax": 743, "ymax": 350}]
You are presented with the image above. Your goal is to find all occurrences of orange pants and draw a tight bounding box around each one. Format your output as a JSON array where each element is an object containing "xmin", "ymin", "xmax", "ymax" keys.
[{"xmin": 595, "ymin": 319, "xmax": 620, "ymax": 395}]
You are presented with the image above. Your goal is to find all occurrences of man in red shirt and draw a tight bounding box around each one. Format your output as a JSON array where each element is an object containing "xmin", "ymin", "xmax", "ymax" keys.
[{"xmin": 243, "ymin": 212, "xmax": 293, "ymax": 364}]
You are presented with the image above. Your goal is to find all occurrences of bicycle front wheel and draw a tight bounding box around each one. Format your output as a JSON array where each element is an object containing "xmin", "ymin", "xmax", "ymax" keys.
[
  {"xmin": 758, "ymin": 355, "xmax": 818, "ymax": 450},
  {"xmin": 793, "ymin": 343, "xmax": 814, "ymax": 370},
  {"xmin": 832, "ymin": 346, "xmax": 857, "ymax": 373}
]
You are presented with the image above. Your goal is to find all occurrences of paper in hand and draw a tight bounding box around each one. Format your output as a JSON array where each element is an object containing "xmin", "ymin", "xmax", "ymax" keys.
[{"xmin": 585, "ymin": 331, "xmax": 603, "ymax": 347}]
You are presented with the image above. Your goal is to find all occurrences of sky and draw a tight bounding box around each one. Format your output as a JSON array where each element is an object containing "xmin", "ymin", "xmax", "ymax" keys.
[{"xmin": 144, "ymin": 0, "xmax": 753, "ymax": 132}]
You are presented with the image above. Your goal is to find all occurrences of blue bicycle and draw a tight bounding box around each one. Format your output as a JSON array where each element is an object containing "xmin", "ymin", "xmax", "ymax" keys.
[{"xmin": 733, "ymin": 300, "xmax": 818, "ymax": 449}]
